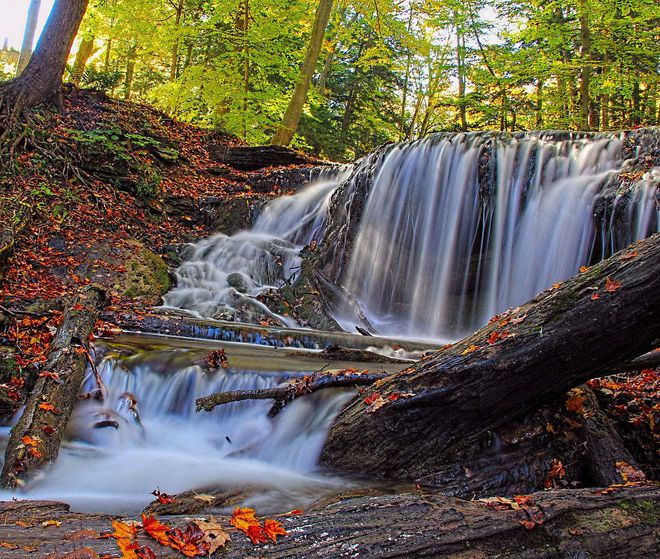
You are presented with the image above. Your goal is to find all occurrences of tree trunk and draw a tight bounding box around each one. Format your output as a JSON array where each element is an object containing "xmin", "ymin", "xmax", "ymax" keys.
[
  {"xmin": 70, "ymin": 35, "xmax": 94, "ymax": 86},
  {"xmin": 0, "ymin": 285, "xmax": 107, "ymax": 489},
  {"xmin": 271, "ymin": 0, "xmax": 334, "ymax": 146},
  {"xmin": 1, "ymin": 0, "xmax": 89, "ymax": 115},
  {"xmin": 169, "ymin": 0, "xmax": 185, "ymax": 82},
  {"xmin": 322, "ymin": 234, "xmax": 660, "ymax": 484},
  {"xmin": 456, "ymin": 28, "xmax": 467, "ymax": 132},
  {"xmin": 123, "ymin": 42, "xmax": 137, "ymax": 100},
  {"xmin": 16, "ymin": 0, "xmax": 42, "ymax": 76},
  {"xmin": 578, "ymin": 0, "xmax": 591, "ymax": 130}
]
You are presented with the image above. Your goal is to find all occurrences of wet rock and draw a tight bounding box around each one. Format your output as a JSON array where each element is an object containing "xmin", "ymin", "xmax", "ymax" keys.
[{"xmin": 227, "ymin": 273, "xmax": 248, "ymax": 293}]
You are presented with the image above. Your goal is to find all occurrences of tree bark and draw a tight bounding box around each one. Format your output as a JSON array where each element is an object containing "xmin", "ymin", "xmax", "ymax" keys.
[
  {"xmin": 70, "ymin": 35, "xmax": 94, "ymax": 86},
  {"xmin": 169, "ymin": 0, "xmax": 185, "ymax": 82},
  {"xmin": 0, "ymin": 285, "xmax": 107, "ymax": 489},
  {"xmin": 196, "ymin": 369, "xmax": 390, "ymax": 416},
  {"xmin": 271, "ymin": 0, "xmax": 334, "ymax": 146},
  {"xmin": 1, "ymin": 0, "xmax": 89, "ymax": 115},
  {"xmin": 578, "ymin": 0, "xmax": 591, "ymax": 130},
  {"xmin": 322, "ymin": 234, "xmax": 660, "ymax": 483},
  {"xmin": 0, "ymin": 486, "xmax": 657, "ymax": 558},
  {"xmin": 16, "ymin": 0, "xmax": 42, "ymax": 76}
]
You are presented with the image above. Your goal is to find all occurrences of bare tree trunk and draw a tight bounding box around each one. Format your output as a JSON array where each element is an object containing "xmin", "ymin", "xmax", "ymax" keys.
[
  {"xmin": 16, "ymin": 0, "xmax": 42, "ymax": 76},
  {"xmin": 70, "ymin": 35, "xmax": 94, "ymax": 86},
  {"xmin": 271, "ymin": 0, "xmax": 334, "ymax": 146},
  {"xmin": 455, "ymin": 27, "xmax": 467, "ymax": 132},
  {"xmin": 1, "ymin": 0, "xmax": 89, "ymax": 116},
  {"xmin": 123, "ymin": 42, "xmax": 137, "ymax": 100},
  {"xmin": 578, "ymin": 0, "xmax": 591, "ymax": 130},
  {"xmin": 169, "ymin": 0, "xmax": 185, "ymax": 82}
]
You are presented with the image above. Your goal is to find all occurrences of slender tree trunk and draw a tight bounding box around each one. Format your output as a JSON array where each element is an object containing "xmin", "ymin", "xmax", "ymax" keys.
[
  {"xmin": 631, "ymin": 81, "xmax": 641, "ymax": 126},
  {"xmin": 535, "ymin": 79, "xmax": 543, "ymax": 128},
  {"xmin": 123, "ymin": 42, "xmax": 137, "ymax": 100},
  {"xmin": 271, "ymin": 0, "xmax": 334, "ymax": 146},
  {"xmin": 16, "ymin": 0, "xmax": 42, "ymax": 76},
  {"xmin": 455, "ymin": 27, "xmax": 467, "ymax": 132},
  {"xmin": 70, "ymin": 35, "xmax": 94, "ymax": 86},
  {"xmin": 169, "ymin": 0, "xmax": 185, "ymax": 81},
  {"xmin": 578, "ymin": 0, "xmax": 591, "ymax": 130},
  {"xmin": 601, "ymin": 94, "xmax": 610, "ymax": 129},
  {"xmin": 1, "ymin": 0, "xmax": 89, "ymax": 116}
]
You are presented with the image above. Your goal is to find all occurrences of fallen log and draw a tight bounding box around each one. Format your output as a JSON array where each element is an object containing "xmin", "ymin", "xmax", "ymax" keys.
[
  {"xmin": 196, "ymin": 368, "xmax": 389, "ymax": 417},
  {"xmin": 0, "ymin": 486, "xmax": 657, "ymax": 558},
  {"xmin": 209, "ymin": 144, "xmax": 318, "ymax": 171},
  {"xmin": 322, "ymin": 234, "xmax": 660, "ymax": 485},
  {"xmin": 0, "ymin": 285, "xmax": 107, "ymax": 489}
]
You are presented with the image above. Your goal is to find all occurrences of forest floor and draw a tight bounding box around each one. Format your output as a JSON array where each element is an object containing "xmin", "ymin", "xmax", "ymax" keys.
[
  {"xmin": 0, "ymin": 91, "xmax": 657, "ymax": 558},
  {"xmin": 0, "ymin": 89, "xmax": 321, "ymax": 414}
]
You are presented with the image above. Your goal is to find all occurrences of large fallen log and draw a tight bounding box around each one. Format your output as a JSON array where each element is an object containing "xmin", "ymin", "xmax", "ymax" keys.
[
  {"xmin": 0, "ymin": 486, "xmax": 657, "ymax": 558},
  {"xmin": 209, "ymin": 144, "xmax": 319, "ymax": 171},
  {"xmin": 0, "ymin": 285, "xmax": 107, "ymax": 489},
  {"xmin": 322, "ymin": 234, "xmax": 660, "ymax": 485}
]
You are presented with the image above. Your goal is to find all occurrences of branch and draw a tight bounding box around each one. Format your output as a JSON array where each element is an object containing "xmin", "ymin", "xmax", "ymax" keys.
[{"xmin": 196, "ymin": 369, "xmax": 390, "ymax": 416}]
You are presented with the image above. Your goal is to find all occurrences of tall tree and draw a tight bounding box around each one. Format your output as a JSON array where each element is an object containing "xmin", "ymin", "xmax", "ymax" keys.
[
  {"xmin": 271, "ymin": 0, "xmax": 334, "ymax": 146},
  {"xmin": 16, "ymin": 0, "xmax": 43, "ymax": 76},
  {"xmin": 1, "ymin": 0, "xmax": 89, "ymax": 116}
]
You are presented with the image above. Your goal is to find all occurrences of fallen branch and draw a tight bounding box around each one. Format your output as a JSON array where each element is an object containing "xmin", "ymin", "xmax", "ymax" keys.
[
  {"xmin": 196, "ymin": 369, "xmax": 389, "ymax": 416},
  {"xmin": 0, "ymin": 285, "xmax": 107, "ymax": 489}
]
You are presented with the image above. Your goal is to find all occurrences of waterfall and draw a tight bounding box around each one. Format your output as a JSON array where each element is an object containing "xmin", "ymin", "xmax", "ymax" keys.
[
  {"xmin": 0, "ymin": 345, "xmax": 352, "ymax": 513},
  {"xmin": 165, "ymin": 131, "xmax": 659, "ymax": 341},
  {"xmin": 336, "ymin": 133, "xmax": 658, "ymax": 339},
  {"xmin": 163, "ymin": 168, "xmax": 351, "ymax": 323}
]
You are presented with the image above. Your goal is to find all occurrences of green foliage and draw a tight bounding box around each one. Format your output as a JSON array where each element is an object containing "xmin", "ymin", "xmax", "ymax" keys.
[{"xmin": 68, "ymin": 0, "xmax": 658, "ymax": 159}]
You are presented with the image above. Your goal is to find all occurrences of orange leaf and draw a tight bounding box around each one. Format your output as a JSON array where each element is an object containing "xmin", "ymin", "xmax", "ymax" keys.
[
  {"xmin": 141, "ymin": 515, "xmax": 170, "ymax": 547},
  {"xmin": 603, "ymin": 277, "xmax": 622, "ymax": 293},
  {"xmin": 230, "ymin": 507, "xmax": 259, "ymax": 533},
  {"xmin": 38, "ymin": 402, "xmax": 60, "ymax": 413},
  {"xmin": 565, "ymin": 393, "xmax": 587, "ymax": 415},
  {"xmin": 246, "ymin": 524, "xmax": 268, "ymax": 545},
  {"xmin": 363, "ymin": 392, "xmax": 381, "ymax": 406},
  {"xmin": 461, "ymin": 344, "xmax": 479, "ymax": 355},
  {"xmin": 621, "ymin": 251, "xmax": 638, "ymax": 260},
  {"xmin": 263, "ymin": 519, "xmax": 287, "ymax": 543},
  {"xmin": 519, "ymin": 520, "xmax": 536, "ymax": 530},
  {"xmin": 21, "ymin": 435, "xmax": 39, "ymax": 447},
  {"xmin": 590, "ymin": 293, "xmax": 600, "ymax": 301},
  {"xmin": 579, "ymin": 266, "xmax": 589, "ymax": 273}
]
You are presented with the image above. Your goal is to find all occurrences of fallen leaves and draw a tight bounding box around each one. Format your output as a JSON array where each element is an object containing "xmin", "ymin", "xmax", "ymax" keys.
[
  {"xmin": 461, "ymin": 344, "xmax": 479, "ymax": 355},
  {"xmin": 230, "ymin": 507, "xmax": 288, "ymax": 545},
  {"xmin": 487, "ymin": 330, "xmax": 510, "ymax": 345},
  {"xmin": 38, "ymin": 402, "xmax": 61, "ymax": 414},
  {"xmin": 544, "ymin": 459, "xmax": 566, "ymax": 489},
  {"xmin": 42, "ymin": 520, "xmax": 62, "ymax": 528},
  {"xmin": 363, "ymin": 391, "xmax": 414, "ymax": 412},
  {"xmin": 565, "ymin": 391, "xmax": 587, "ymax": 415},
  {"xmin": 192, "ymin": 517, "xmax": 231, "ymax": 555},
  {"xmin": 603, "ymin": 277, "xmax": 622, "ymax": 293}
]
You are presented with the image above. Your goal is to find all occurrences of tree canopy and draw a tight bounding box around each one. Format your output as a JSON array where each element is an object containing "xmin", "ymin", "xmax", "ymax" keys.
[{"xmin": 7, "ymin": 0, "xmax": 660, "ymax": 159}]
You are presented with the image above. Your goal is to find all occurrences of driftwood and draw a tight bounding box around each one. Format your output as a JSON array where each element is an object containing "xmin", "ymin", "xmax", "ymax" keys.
[
  {"xmin": 196, "ymin": 368, "xmax": 389, "ymax": 417},
  {"xmin": 0, "ymin": 285, "xmax": 107, "ymax": 489},
  {"xmin": 0, "ymin": 485, "xmax": 657, "ymax": 558},
  {"xmin": 209, "ymin": 145, "xmax": 318, "ymax": 171},
  {"xmin": 322, "ymin": 234, "xmax": 660, "ymax": 487}
]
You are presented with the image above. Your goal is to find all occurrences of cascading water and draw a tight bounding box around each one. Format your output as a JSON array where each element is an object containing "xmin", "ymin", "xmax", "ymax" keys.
[
  {"xmin": 0, "ymin": 340, "xmax": 353, "ymax": 513},
  {"xmin": 336, "ymin": 133, "xmax": 659, "ymax": 339},
  {"xmin": 164, "ymin": 131, "xmax": 659, "ymax": 341},
  {"xmin": 163, "ymin": 168, "xmax": 351, "ymax": 324}
]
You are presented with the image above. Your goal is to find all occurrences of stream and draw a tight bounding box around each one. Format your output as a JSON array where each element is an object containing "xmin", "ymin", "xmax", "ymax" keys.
[{"xmin": 0, "ymin": 334, "xmax": 411, "ymax": 514}]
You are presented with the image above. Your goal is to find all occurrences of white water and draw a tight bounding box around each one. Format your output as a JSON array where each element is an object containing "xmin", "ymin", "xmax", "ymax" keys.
[
  {"xmin": 165, "ymin": 132, "xmax": 658, "ymax": 340},
  {"xmin": 0, "ymin": 345, "xmax": 353, "ymax": 514},
  {"xmin": 338, "ymin": 134, "xmax": 658, "ymax": 338},
  {"xmin": 163, "ymin": 169, "xmax": 351, "ymax": 324}
]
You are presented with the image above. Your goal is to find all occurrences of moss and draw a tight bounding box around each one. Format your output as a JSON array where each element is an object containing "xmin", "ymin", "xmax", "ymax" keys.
[
  {"xmin": 116, "ymin": 242, "xmax": 170, "ymax": 302},
  {"xmin": 618, "ymin": 500, "xmax": 659, "ymax": 524},
  {"xmin": 0, "ymin": 352, "xmax": 19, "ymax": 384}
]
